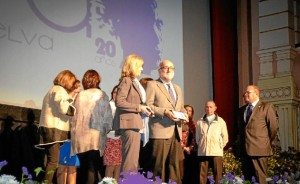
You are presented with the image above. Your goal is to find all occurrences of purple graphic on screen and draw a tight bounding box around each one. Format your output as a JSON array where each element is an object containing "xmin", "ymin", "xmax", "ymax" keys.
[
  {"xmin": 100, "ymin": 0, "xmax": 163, "ymax": 74},
  {"xmin": 27, "ymin": 0, "xmax": 162, "ymax": 74},
  {"xmin": 27, "ymin": 0, "xmax": 93, "ymax": 37}
]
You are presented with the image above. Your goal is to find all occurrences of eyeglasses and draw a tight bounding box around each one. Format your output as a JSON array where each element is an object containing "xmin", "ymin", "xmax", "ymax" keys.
[
  {"xmin": 244, "ymin": 91, "xmax": 255, "ymax": 95},
  {"xmin": 160, "ymin": 66, "xmax": 175, "ymax": 71}
]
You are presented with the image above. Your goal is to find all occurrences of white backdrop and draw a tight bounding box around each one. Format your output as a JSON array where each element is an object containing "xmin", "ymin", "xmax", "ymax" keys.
[{"xmin": 0, "ymin": 0, "xmax": 183, "ymax": 109}]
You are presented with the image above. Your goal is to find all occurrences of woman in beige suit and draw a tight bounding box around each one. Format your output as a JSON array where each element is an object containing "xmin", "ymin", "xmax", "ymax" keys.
[{"xmin": 112, "ymin": 54, "xmax": 153, "ymax": 173}]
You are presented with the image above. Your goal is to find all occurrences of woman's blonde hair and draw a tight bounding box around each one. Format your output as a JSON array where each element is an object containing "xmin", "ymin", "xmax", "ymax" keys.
[
  {"xmin": 53, "ymin": 70, "xmax": 77, "ymax": 92},
  {"xmin": 120, "ymin": 54, "xmax": 144, "ymax": 80}
]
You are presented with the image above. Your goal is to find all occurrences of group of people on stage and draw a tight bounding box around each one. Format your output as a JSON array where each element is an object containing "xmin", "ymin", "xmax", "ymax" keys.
[{"xmin": 0, "ymin": 54, "xmax": 278, "ymax": 184}]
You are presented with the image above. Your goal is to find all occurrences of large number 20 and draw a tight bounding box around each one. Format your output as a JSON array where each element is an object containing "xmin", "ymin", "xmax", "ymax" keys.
[{"xmin": 95, "ymin": 38, "xmax": 116, "ymax": 57}]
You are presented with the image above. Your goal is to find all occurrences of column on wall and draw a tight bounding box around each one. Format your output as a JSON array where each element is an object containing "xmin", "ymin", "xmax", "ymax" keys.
[
  {"xmin": 256, "ymin": 0, "xmax": 300, "ymax": 151},
  {"xmin": 294, "ymin": 0, "xmax": 300, "ymax": 45},
  {"xmin": 293, "ymin": 0, "xmax": 300, "ymax": 151}
]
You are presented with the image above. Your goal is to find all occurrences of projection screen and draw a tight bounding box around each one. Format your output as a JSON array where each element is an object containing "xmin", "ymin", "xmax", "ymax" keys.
[{"xmin": 0, "ymin": 0, "xmax": 183, "ymax": 109}]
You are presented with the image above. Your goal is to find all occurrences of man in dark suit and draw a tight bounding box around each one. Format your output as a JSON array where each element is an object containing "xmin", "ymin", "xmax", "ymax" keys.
[
  {"xmin": 237, "ymin": 85, "xmax": 278, "ymax": 184},
  {"xmin": 145, "ymin": 60, "xmax": 187, "ymax": 184}
]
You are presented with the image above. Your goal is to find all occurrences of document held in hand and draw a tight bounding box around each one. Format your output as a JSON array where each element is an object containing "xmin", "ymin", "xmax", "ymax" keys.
[{"xmin": 171, "ymin": 111, "xmax": 188, "ymax": 121}]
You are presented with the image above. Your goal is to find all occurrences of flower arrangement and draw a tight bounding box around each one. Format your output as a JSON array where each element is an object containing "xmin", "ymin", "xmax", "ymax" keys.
[
  {"xmin": 0, "ymin": 160, "xmax": 46, "ymax": 184},
  {"xmin": 218, "ymin": 145, "xmax": 300, "ymax": 184},
  {"xmin": 0, "ymin": 160, "xmax": 19, "ymax": 184},
  {"xmin": 223, "ymin": 147, "xmax": 242, "ymax": 176},
  {"xmin": 1, "ymin": 145, "xmax": 299, "ymax": 184},
  {"xmin": 208, "ymin": 173, "xmax": 249, "ymax": 184},
  {"xmin": 99, "ymin": 177, "xmax": 118, "ymax": 184},
  {"xmin": 113, "ymin": 169, "xmax": 176, "ymax": 184},
  {"xmin": 0, "ymin": 161, "xmax": 175, "ymax": 184},
  {"xmin": 0, "ymin": 174, "xmax": 20, "ymax": 184}
]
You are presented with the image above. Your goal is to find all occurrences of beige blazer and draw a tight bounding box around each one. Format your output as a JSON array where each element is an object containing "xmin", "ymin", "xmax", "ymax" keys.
[
  {"xmin": 145, "ymin": 79, "xmax": 186, "ymax": 139},
  {"xmin": 238, "ymin": 100, "xmax": 278, "ymax": 156},
  {"xmin": 113, "ymin": 77, "xmax": 144, "ymax": 130}
]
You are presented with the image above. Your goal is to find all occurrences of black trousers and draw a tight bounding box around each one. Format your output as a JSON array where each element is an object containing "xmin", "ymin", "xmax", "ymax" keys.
[
  {"xmin": 182, "ymin": 151, "xmax": 199, "ymax": 184},
  {"xmin": 76, "ymin": 150, "xmax": 105, "ymax": 184},
  {"xmin": 241, "ymin": 155, "xmax": 268, "ymax": 184}
]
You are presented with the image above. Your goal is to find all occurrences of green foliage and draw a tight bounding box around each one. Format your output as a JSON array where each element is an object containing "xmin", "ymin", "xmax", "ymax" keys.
[
  {"xmin": 33, "ymin": 167, "xmax": 43, "ymax": 178},
  {"xmin": 223, "ymin": 147, "xmax": 242, "ymax": 176},
  {"xmin": 223, "ymin": 145, "xmax": 300, "ymax": 177},
  {"xmin": 267, "ymin": 146, "xmax": 300, "ymax": 176}
]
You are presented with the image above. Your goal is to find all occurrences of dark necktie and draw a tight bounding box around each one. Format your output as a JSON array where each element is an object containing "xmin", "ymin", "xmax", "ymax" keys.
[
  {"xmin": 167, "ymin": 83, "xmax": 176, "ymax": 105},
  {"xmin": 245, "ymin": 104, "xmax": 253, "ymax": 123}
]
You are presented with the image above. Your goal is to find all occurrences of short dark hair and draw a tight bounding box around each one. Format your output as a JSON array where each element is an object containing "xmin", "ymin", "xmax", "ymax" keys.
[
  {"xmin": 110, "ymin": 85, "xmax": 118, "ymax": 101},
  {"xmin": 139, "ymin": 77, "xmax": 153, "ymax": 89},
  {"xmin": 82, "ymin": 70, "xmax": 101, "ymax": 90}
]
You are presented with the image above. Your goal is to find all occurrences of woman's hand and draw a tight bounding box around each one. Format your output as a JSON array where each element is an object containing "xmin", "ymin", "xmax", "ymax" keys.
[{"xmin": 140, "ymin": 105, "xmax": 155, "ymax": 117}]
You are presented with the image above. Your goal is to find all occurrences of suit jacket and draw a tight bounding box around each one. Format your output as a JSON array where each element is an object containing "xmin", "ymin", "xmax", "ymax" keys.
[
  {"xmin": 237, "ymin": 100, "xmax": 278, "ymax": 156},
  {"xmin": 145, "ymin": 79, "xmax": 186, "ymax": 139},
  {"xmin": 112, "ymin": 77, "xmax": 144, "ymax": 130}
]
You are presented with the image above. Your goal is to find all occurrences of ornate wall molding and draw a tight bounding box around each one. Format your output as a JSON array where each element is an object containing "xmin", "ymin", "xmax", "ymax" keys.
[{"xmin": 260, "ymin": 86, "xmax": 292, "ymax": 100}]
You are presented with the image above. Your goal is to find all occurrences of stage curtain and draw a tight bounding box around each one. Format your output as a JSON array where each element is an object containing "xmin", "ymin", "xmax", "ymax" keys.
[{"xmin": 210, "ymin": 0, "xmax": 238, "ymax": 148}]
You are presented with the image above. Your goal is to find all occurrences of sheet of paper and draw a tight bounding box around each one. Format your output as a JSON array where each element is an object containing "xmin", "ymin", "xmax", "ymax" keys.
[{"xmin": 172, "ymin": 111, "xmax": 188, "ymax": 121}]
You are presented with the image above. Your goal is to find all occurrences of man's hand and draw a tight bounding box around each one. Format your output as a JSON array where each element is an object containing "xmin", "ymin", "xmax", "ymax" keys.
[{"xmin": 164, "ymin": 110, "xmax": 180, "ymax": 122}]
